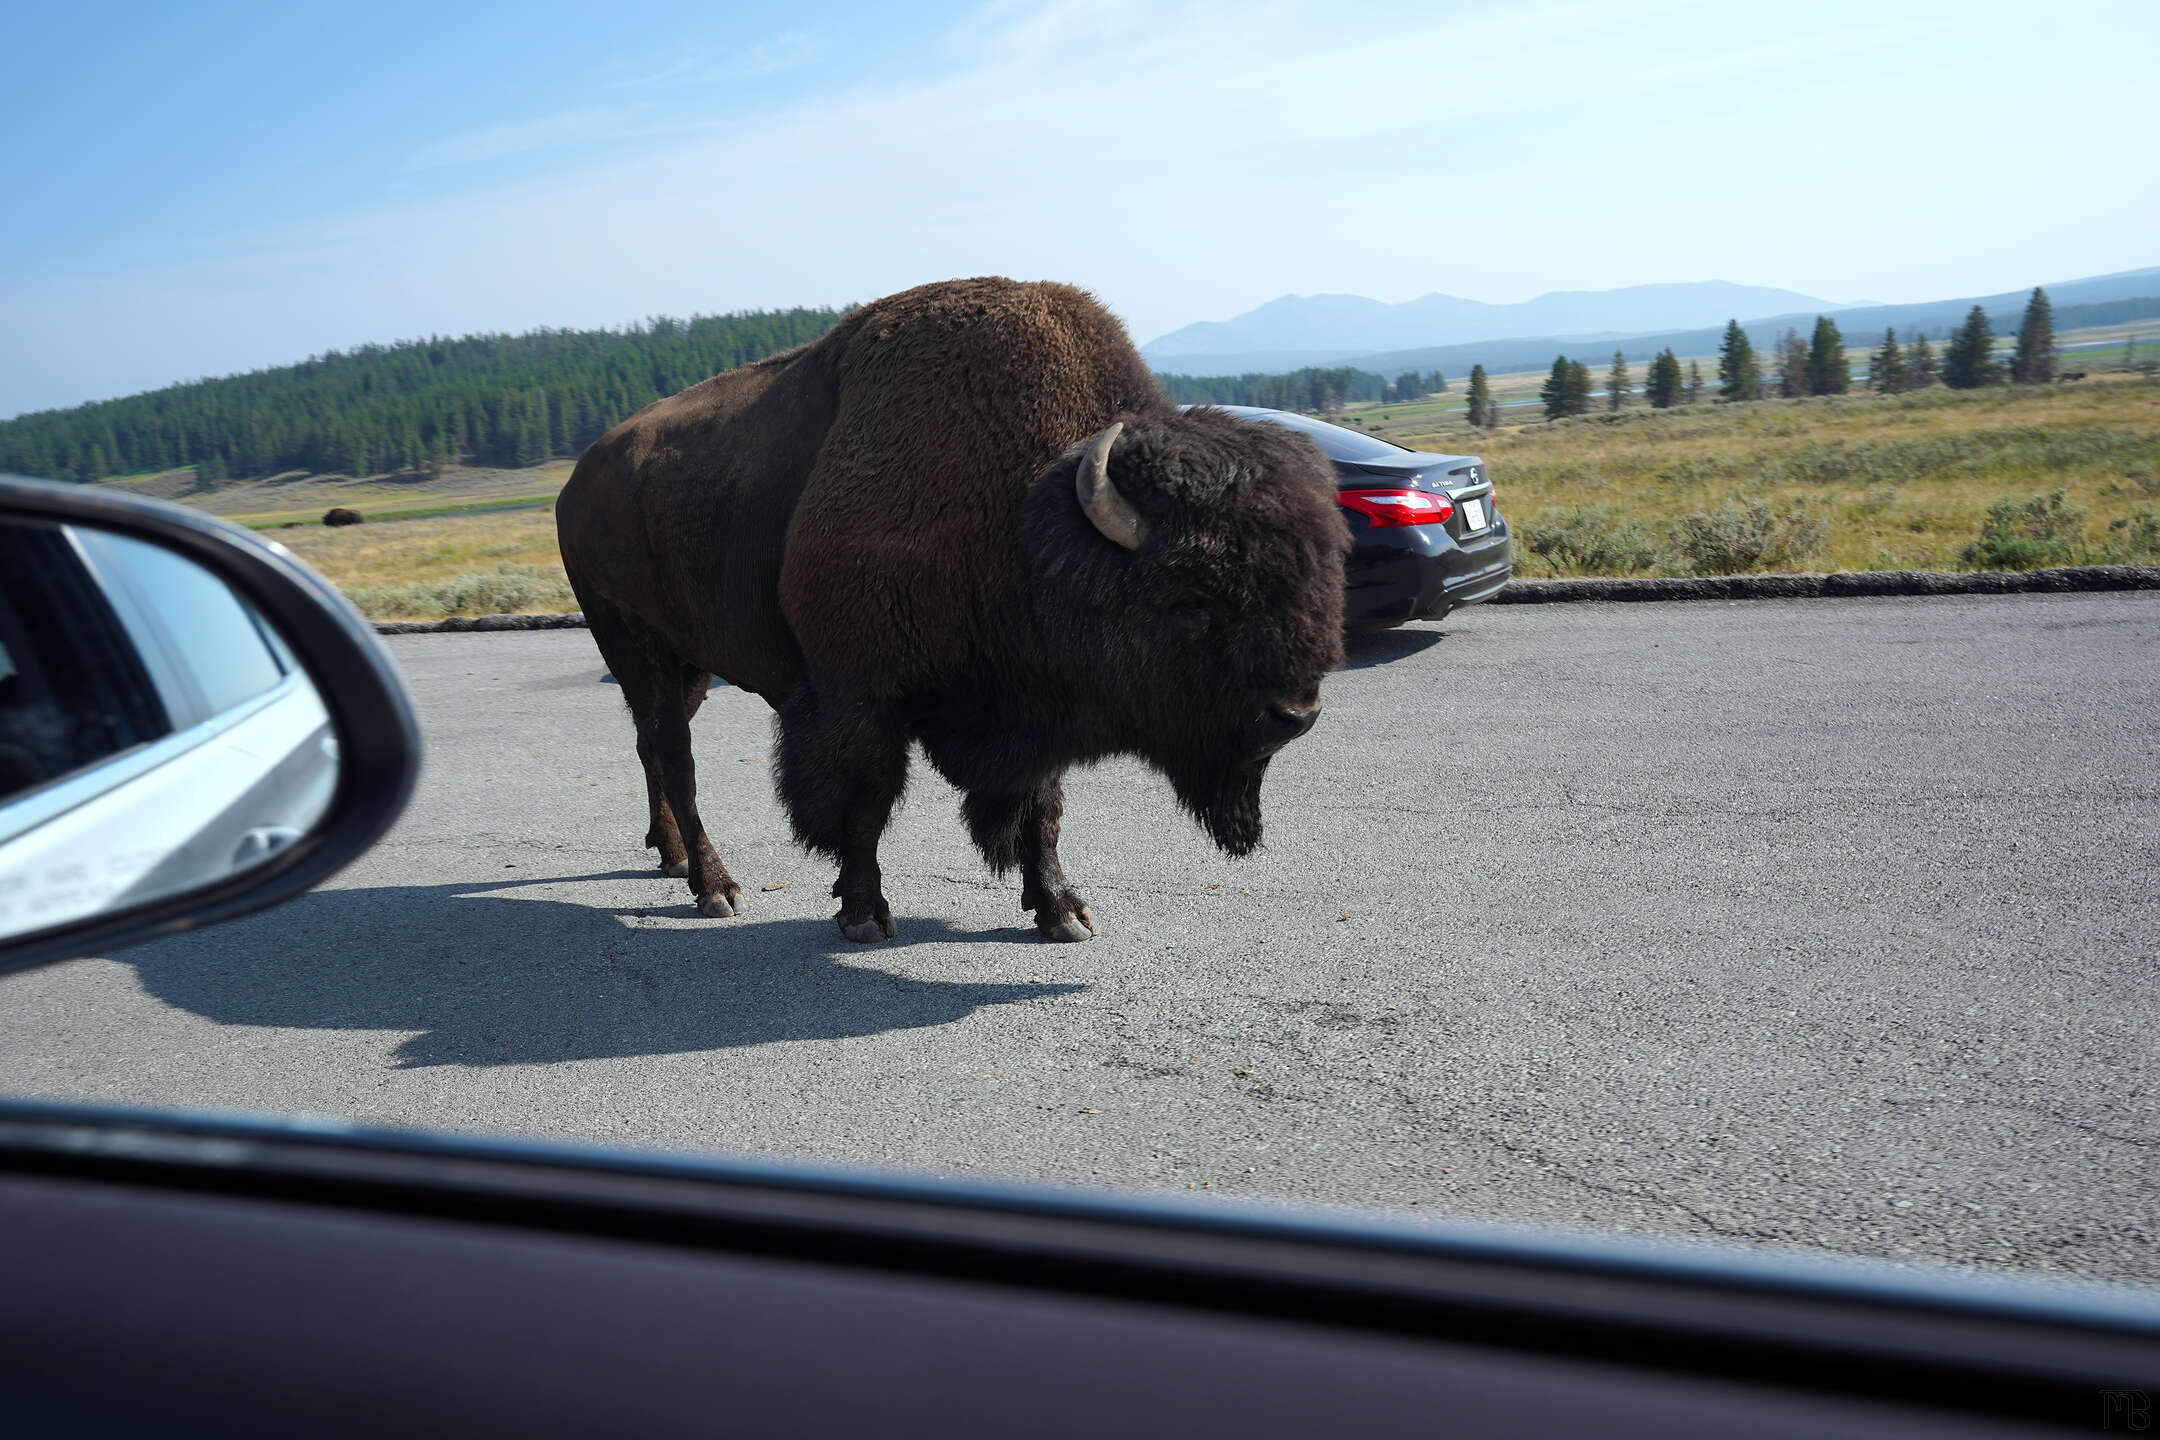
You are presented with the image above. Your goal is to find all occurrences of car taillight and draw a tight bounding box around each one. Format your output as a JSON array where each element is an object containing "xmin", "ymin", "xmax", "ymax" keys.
[{"xmin": 1338, "ymin": 488, "xmax": 1454, "ymax": 528}]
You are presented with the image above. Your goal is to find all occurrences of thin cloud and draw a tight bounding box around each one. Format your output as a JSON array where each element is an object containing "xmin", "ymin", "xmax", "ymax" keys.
[
  {"xmin": 737, "ymin": 31, "xmax": 818, "ymax": 76},
  {"xmin": 412, "ymin": 32, "xmax": 818, "ymax": 170},
  {"xmin": 409, "ymin": 106, "xmax": 646, "ymax": 170},
  {"xmin": 600, "ymin": 31, "xmax": 822, "ymax": 93},
  {"xmin": 326, "ymin": 1, "xmax": 1994, "ymax": 332}
]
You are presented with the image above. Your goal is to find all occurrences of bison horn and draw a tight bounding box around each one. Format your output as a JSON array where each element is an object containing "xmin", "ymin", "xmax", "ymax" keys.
[{"xmin": 1075, "ymin": 422, "xmax": 1146, "ymax": 550}]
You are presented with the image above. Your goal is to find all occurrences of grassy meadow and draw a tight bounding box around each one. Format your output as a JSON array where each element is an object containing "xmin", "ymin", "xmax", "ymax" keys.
[
  {"xmin": 95, "ymin": 462, "xmax": 583, "ymax": 620},
  {"xmin": 1343, "ymin": 373, "xmax": 2160, "ymax": 578},
  {"xmin": 102, "ymin": 461, "xmax": 577, "ymax": 527},
  {"xmin": 271, "ymin": 506, "xmax": 576, "ymax": 618},
  {"xmin": 95, "ymin": 372, "xmax": 2160, "ymax": 619}
]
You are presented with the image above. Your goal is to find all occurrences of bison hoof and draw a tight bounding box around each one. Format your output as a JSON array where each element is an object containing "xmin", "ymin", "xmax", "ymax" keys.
[
  {"xmin": 661, "ymin": 859, "xmax": 690, "ymax": 879},
  {"xmin": 697, "ymin": 892, "xmax": 740, "ymax": 919},
  {"xmin": 835, "ymin": 903, "xmax": 895, "ymax": 943},
  {"xmin": 1033, "ymin": 897, "xmax": 1097, "ymax": 943}
]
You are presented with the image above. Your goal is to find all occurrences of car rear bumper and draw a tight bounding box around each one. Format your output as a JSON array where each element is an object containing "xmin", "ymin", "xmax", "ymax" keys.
[{"xmin": 1343, "ymin": 517, "xmax": 1513, "ymax": 630}]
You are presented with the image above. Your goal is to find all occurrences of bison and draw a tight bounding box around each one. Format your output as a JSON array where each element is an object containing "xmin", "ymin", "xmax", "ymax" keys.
[{"xmin": 556, "ymin": 278, "xmax": 1346, "ymax": 943}]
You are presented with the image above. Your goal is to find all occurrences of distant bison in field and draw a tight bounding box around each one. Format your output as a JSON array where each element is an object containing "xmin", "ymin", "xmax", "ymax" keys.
[
  {"xmin": 2058, "ymin": 372, "xmax": 2087, "ymax": 383},
  {"xmin": 556, "ymin": 278, "xmax": 1346, "ymax": 943},
  {"xmin": 322, "ymin": 507, "xmax": 364, "ymax": 527}
]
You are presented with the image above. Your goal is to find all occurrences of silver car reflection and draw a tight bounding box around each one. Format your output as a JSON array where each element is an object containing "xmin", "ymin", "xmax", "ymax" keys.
[{"xmin": 0, "ymin": 524, "xmax": 337, "ymax": 939}]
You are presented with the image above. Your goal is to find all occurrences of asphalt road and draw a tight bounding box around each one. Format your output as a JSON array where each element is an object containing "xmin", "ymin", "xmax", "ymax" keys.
[{"xmin": 4, "ymin": 592, "xmax": 2157, "ymax": 1287}]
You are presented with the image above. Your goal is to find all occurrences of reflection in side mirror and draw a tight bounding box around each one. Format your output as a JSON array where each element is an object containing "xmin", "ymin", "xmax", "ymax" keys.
[
  {"xmin": 0, "ymin": 477, "xmax": 419, "ymax": 974},
  {"xmin": 0, "ymin": 523, "xmax": 339, "ymax": 938}
]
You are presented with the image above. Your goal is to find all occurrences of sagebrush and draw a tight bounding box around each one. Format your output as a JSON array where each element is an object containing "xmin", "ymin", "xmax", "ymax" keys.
[
  {"xmin": 342, "ymin": 562, "xmax": 578, "ymax": 619},
  {"xmin": 1516, "ymin": 505, "xmax": 1665, "ymax": 576},
  {"xmin": 1668, "ymin": 499, "xmax": 1828, "ymax": 574},
  {"xmin": 1961, "ymin": 490, "xmax": 2086, "ymax": 570}
]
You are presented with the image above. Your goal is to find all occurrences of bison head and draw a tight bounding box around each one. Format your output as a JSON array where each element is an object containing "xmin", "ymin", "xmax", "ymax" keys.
[{"xmin": 1020, "ymin": 406, "xmax": 1347, "ymax": 856}]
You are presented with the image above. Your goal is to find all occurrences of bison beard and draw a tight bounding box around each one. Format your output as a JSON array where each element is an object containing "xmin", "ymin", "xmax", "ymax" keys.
[
  {"xmin": 556, "ymin": 278, "xmax": 1345, "ymax": 944},
  {"xmin": 1171, "ymin": 754, "xmax": 1271, "ymax": 859}
]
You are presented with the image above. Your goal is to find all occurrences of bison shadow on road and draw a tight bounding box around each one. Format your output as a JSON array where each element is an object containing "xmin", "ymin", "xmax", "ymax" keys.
[{"xmin": 122, "ymin": 872, "xmax": 1083, "ymax": 1069}]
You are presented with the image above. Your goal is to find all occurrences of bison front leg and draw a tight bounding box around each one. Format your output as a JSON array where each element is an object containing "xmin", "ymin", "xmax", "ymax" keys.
[
  {"xmin": 776, "ymin": 684, "xmax": 907, "ymax": 943},
  {"xmin": 962, "ymin": 776, "xmax": 1096, "ymax": 943},
  {"xmin": 639, "ymin": 668, "xmax": 720, "ymax": 877}
]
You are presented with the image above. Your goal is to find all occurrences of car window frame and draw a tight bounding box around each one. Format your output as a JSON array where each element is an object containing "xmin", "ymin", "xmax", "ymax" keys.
[
  {"xmin": 74, "ymin": 527, "xmax": 292, "ymax": 730},
  {"xmin": 0, "ymin": 521, "xmax": 177, "ymax": 817}
]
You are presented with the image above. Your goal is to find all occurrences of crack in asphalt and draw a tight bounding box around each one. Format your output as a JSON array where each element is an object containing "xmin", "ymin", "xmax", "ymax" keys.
[{"xmin": 1898, "ymin": 1095, "xmax": 2160, "ymax": 1153}]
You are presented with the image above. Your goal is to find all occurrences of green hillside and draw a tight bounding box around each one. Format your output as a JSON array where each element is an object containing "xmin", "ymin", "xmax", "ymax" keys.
[{"xmin": 0, "ymin": 308, "xmax": 851, "ymax": 486}]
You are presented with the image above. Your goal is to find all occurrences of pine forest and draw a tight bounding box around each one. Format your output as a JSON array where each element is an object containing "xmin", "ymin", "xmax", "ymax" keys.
[{"xmin": 0, "ymin": 309, "xmax": 851, "ymax": 486}]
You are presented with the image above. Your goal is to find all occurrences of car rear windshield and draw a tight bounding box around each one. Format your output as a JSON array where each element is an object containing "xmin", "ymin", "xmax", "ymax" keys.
[{"xmin": 1227, "ymin": 408, "xmax": 1419, "ymax": 463}]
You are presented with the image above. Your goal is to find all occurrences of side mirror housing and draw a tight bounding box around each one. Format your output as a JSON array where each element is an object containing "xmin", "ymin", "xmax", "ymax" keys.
[{"xmin": 0, "ymin": 475, "xmax": 420, "ymax": 976}]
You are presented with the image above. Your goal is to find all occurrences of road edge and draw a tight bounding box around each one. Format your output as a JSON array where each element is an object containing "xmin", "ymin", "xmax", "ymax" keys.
[
  {"xmin": 373, "ymin": 612, "xmax": 591, "ymax": 634},
  {"xmin": 1486, "ymin": 563, "xmax": 2160, "ymax": 606},
  {"xmin": 368, "ymin": 564, "xmax": 2160, "ymax": 634}
]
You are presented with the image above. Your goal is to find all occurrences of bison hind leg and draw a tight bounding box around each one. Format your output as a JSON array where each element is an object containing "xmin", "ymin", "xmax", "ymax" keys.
[{"xmin": 581, "ymin": 592, "xmax": 744, "ymax": 917}]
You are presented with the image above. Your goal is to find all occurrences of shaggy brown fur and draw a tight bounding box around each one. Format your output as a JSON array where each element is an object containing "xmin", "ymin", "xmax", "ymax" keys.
[{"xmin": 557, "ymin": 277, "xmax": 1344, "ymax": 942}]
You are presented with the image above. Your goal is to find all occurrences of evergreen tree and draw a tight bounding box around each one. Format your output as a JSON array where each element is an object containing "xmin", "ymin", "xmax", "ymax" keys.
[
  {"xmin": 1686, "ymin": 359, "xmax": 1704, "ymax": 403},
  {"xmin": 1775, "ymin": 327, "xmax": 1809, "ymax": 398},
  {"xmin": 516, "ymin": 387, "xmax": 550, "ymax": 466},
  {"xmin": 1867, "ymin": 327, "xmax": 1907, "ymax": 393},
  {"xmin": 1465, "ymin": 365, "xmax": 1496, "ymax": 428},
  {"xmin": 1943, "ymin": 305, "xmax": 1999, "ymax": 388},
  {"xmin": 1393, "ymin": 371, "xmax": 1419, "ymax": 402},
  {"xmin": 1541, "ymin": 356, "xmax": 1593, "ymax": 419},
  {"xmin": 1716, "ymin": 320, "xmax": 1760, "ymax": 401},
  {"xmin": 1540, "ymin": 356, "xmax": 1574, "ymax": 420},
  {"xmin": 1606, "ymin": 350, "xmax": 1629, "ymax": 410},
  {"xmin": 1645, "ymin": 349, "xmax": 1685, "ymax": 408},
  {"xmin": 1805, "ymin": 316, "xmax": 1848, "ymax": 396},
  {"xmin": 2011, "ymin": 286, "xmax": 2056, "ymax": 384},
  {"xmin": 1906, "ymin": 331, "xmax": 1939, "ymax": 388},
  {"xmin": 1431, "ymin": 369, "xmax": 1447, "ymax": 392}
]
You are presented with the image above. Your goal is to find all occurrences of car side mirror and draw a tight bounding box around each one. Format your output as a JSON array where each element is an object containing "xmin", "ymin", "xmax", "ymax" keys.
[{"xmin": 0, "ymin": 475, "xmax": 420, "ymax": 976}]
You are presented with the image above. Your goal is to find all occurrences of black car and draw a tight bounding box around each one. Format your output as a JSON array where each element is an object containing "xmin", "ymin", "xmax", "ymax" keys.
[{"xmin": 1211, "ymin": 406, "xmax": 1513, "ymax": 630}]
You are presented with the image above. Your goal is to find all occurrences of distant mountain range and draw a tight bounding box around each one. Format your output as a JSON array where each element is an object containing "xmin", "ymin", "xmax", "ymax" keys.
[
  {"xmin": 1141, "ymin": 268, "xmax": 2160, "ymax": 377},
  {"xmin": 1141, "ymin": 281, "xmax": 1841, "ymax": 370}
]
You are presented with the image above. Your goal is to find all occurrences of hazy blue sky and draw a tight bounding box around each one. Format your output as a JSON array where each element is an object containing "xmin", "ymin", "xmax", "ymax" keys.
[{"xmin": 6, "ymin": 0, "xmax": 2154, "ymax": 417}]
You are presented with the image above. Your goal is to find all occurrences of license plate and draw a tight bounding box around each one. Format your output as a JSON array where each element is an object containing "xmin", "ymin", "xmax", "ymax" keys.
[{"xmin": 1459, "ymin": 497, "xmax": 1487, "ymax": 531}]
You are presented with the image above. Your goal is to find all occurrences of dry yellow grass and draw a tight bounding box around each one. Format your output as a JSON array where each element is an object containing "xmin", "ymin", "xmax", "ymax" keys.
[
  {"xmin": 273, "ymin": 506, "xmax": 574, "ymax": 619},
  {"xmin": 103, "ymin": 461, "xmax": 577, "ymax": 525},
  {"xmin": 1374, "ymin": 376, "xmax": 2160, "ymax": 575}
]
